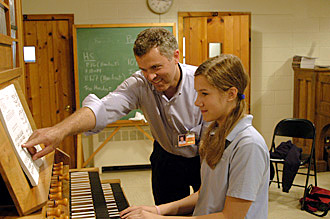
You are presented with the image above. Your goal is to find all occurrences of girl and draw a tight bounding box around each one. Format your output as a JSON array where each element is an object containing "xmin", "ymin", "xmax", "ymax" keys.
[{"xmin": 120, "ymin": 54, "xmax": 270, "ymax": 219}]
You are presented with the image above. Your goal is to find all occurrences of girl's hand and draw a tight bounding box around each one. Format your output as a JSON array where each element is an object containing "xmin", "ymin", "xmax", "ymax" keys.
[{"xmin": 120, "ymin": 205, "xmax": 161, "ymax": 219}]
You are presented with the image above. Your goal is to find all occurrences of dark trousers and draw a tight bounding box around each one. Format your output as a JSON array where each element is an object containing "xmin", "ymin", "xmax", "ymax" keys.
[{"xmin": 150, "ymin": 141, "xmax": 201, "ymax": 205}]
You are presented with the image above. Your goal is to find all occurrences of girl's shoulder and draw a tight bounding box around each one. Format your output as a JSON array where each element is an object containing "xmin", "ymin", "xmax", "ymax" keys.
[{"xmin": 234, "ymin": 126, "xmax": 269, "ymax": 156}]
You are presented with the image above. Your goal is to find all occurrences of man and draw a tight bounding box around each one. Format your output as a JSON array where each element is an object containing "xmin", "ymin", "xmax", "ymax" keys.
[{"xmin": 23, "ymin": 27, "xmax": 204, "ymax": 205}]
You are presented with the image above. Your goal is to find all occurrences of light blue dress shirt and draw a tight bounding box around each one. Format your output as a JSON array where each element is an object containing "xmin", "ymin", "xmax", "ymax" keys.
[{"xmin": 82, "ymin": 63, "xmax": 205, "ymax": 158}]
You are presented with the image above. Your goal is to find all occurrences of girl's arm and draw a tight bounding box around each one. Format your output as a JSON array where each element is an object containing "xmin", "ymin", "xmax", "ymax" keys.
[
  {"xmin": 164, "ymin": 196, "xmax": 252, "ymax": 219},
  {"xmin": 221, "ymin": 196, "xmax": 252, "ymax": 219},
  {"xmin": 120, "ymin": 195, "xmax": 252, "ymax": 219},
  {"xmin": 120, "ymin": 191, "xmax": 199, "ymax": 219},
  {"xmin": 159, "ymin": 191, "xmax": 199, "ymax": 215}
]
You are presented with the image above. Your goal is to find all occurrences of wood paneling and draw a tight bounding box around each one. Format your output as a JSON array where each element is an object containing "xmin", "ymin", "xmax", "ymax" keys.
[
  {"xmin": 23, "ymin": 20, "xmax": 41, "ymax": 126},
  {"xmin": 0, "ymin": 45, "xmax": 13, "ymax": 71},
  {"xmin": 0, "ymin": 26, "xmax": 14, "ymax": 71},
  {"xmin": 294, "ymin": 70, "xmax": 316, "ymax": 122},
  {"xmin": 23, "ymin": 15, "xmax": 76, "ymax": 168},
  {"xmin": 183, "ymin": 17, "xmax": 207, "ymax": 66},
  {"xmin": 0, "ymin": 0, "xmax": 48, "ymax": 215},
  {"xmin": 293, "ymin": 67, "xmax": 330, "ymax": 171},
  {"xmin": 207, "ymin": 17, "xmax": 224, "ymax": 43},
  {"xmin": 0, "ymin": 68, "xmax": 21, "ymax": 84},
  {"xmin": 0, "ymin": 0, "xmax": 25, "ymax": 89},
  {"xmin": 179, "ymin": 12, "xmax": 251, "ymax": 112},
  {"xmin": 318, "ymin": 74, "xmax": 330, "ymax": 116}
]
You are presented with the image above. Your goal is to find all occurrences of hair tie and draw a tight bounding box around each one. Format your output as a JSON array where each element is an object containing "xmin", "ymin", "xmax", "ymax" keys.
[{"xmin": 238, "ymin": 93, "xmax": 245, "ymax": 100}]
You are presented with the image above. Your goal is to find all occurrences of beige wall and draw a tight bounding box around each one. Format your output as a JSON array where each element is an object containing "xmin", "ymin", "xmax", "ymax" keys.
[{"xmin": 23, "ymin": 0, "xmax": 330, "ymax": 147}]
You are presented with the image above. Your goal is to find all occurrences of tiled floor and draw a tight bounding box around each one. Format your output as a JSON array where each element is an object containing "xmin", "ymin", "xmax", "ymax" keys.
[{"xmin": 101, "ymin": 169, "xmax": 330, "ymax": 218}]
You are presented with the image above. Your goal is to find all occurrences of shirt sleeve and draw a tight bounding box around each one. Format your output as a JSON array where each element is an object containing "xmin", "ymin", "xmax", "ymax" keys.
[
  {"xmin": 82, "ymin": 74, "xmax": 143, "ymax": 135},
  {"xmin": 82, "ymin": 94, "xmax": 108, "ymax": 135},
  {"xmin": 226, "ymin": 137, "xmax": 269, "ymax": 201}
]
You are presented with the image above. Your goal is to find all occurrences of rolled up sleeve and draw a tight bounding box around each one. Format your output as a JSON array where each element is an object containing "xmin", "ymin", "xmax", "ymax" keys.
[{"xmin": 82, "ymin": 94, "xmax": 108, "ymax": 135}]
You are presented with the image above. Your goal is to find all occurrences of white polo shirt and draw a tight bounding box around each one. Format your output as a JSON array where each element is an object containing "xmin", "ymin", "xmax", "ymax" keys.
[{"xmin": 193, "ymin": 115, "xmax": 270, "ymax": 219}]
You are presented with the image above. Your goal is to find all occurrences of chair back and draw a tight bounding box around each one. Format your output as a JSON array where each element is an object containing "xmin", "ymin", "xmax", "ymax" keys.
[
  {"xmin": 273, "ymin": 118, "xmax": 315, "ymax": 140},
  {"xmin": 270, "ymin": 118, "xmax": 318, "ymax": 203}
]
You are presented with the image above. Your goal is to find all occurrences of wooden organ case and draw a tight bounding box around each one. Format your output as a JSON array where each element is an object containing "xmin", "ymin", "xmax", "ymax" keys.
[
  {"xmin": 0, "ymin": 80, "xmax": 129, "ymax": 218},
  {"xmin": 293, "ymin": 67, "xmax": 330, "ymax": 171}
]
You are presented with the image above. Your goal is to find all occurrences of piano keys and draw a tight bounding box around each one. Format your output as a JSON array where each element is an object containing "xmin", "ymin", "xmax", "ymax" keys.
[{"xmin": 46, "ymin": 165, "xmax": 129, "ymax": 219}]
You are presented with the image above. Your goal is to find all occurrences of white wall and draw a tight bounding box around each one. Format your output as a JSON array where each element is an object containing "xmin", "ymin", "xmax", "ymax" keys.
[
  {"xmin": 85, "ymin": 126, "xmax": 153, "ymax": 169},
  {"xmin": 22, "ymin": 0, "xmax": 330, "ymax": 156}
]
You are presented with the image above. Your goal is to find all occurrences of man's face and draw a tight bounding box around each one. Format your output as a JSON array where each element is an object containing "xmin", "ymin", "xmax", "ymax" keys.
[{"xmin": 135, "ymin": 47, "xmax": 180, "ymax": 92}]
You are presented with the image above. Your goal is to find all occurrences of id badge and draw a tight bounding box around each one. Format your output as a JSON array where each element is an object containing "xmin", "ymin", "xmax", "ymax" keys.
[{"xmin": 178, "ymin": 133, "xmax": 195, "ymax": 147}]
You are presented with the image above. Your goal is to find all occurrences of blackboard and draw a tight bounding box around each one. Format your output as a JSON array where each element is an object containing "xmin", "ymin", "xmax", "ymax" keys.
[{"xmin": 73, "ymin": 23, "xmax": 175, "ymax": 120}]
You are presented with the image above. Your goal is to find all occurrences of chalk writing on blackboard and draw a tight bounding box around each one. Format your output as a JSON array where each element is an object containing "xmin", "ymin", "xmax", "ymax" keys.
[{"xmin": 74, "ymin": 24, "xmax": 174, "ymax": 119}]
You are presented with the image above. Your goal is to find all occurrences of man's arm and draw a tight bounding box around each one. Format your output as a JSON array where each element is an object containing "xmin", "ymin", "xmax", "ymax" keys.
[{"xmin": 22, "ymin": 107, "xmax": 96, "ymax": 160}]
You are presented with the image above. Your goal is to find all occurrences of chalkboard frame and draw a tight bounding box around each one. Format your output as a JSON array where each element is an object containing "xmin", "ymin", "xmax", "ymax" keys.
[{"xmin": 72, "ymin": 23, "xmax": 176, "ymax": 123}]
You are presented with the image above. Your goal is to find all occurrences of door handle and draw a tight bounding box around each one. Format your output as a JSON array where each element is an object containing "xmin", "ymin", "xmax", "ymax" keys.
[{"xmin": 65, "ymin": 105, "xmax": 71, "ymax": 112}]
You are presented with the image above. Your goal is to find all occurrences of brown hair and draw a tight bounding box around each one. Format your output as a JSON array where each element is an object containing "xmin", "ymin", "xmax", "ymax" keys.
[
  {"xmin": 195, "ymin": 54, "xmax": 249, "ymax": 169},
  {"xmin": 133, "ymin": 27, "xmax": 178, "ymax": 60}
]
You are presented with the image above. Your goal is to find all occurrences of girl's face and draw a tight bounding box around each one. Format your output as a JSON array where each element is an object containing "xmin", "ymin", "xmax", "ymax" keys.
[{"xmin": 194, "ymin": 75, "xmax": 236, "ymax": 124}]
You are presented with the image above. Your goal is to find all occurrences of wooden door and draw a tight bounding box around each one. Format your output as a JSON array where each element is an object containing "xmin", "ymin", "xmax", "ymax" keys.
[
  {"xmin": 23, "ymin": 14, "xmax": 77, "ymax": 167},
  {"xmin": 178, "ymin": 12, "xmax": 251, "ymax": 112}
]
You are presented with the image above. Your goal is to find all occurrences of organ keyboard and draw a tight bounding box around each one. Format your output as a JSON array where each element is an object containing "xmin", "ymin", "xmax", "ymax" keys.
[
  {"xmin": 0, "ymin": 149, "xmax": 129, "ymax": 219},
  {"xmin": 68, "ymin": 171, "xmax": 128, "ymax": 219},
  {"xmin": 0, "ymin": 81, "xmax": 129, "ymax": 218}
]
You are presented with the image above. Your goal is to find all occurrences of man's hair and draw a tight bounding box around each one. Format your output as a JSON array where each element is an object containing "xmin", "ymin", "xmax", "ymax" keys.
[
  {"xmin": 195, "ymin": 54, "xmax": 249, "ymax": 169},
  {"xmin": 133, "ymin": 27, "xmax": 178, "ymax": 60}
]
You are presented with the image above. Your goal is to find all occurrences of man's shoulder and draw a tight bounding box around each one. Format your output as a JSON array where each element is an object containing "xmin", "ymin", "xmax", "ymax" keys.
[
  {"xmin": 180, "ymin": 63, "xmax": 198, "ymax": 72},
  {"xmin": 128, "ymin": 71, "xmax": 148, "ymax": 83},
  {"xmin": 116, "ymin": 70, "xmax": 150, "ymax": 91},
  {"xmin": 131, "ymin": 70, "xmax": 144, "ymax": 78}
]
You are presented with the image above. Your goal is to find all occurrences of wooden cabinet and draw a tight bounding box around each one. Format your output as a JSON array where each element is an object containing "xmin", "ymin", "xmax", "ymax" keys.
[
  {"xmin": 0, "ymin": 0, "xmax": 24, "ymax": 88},
  {"xmin": 294, "ymin": 67, "xmax": 330, "ymax": 171}
]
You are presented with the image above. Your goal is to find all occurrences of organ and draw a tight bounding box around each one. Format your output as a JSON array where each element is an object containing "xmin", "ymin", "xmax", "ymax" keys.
[{"xmin": 0, "ymin": 80, "xmax": 129, "ymax": 218}]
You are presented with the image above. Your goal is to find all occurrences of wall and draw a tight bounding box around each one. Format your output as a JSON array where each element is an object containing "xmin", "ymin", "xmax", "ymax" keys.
[
  {"xmin": 88, "ymin": 126, "xmax": 153, "ymax": 169},
  {"xmin": 22, "ymin": 0, "xmax": 330, "ymax": 158}
]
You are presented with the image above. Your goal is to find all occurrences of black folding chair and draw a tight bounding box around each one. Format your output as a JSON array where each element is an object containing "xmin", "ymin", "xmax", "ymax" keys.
[{"xmin": 269, "ymin": 118, "xmax": 317, "ymax": 210}]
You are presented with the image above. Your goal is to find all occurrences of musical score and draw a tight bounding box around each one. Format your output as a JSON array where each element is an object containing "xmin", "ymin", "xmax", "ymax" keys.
[
  {"xmin": 0, "ymin": 84, "xmax": 44, "ymax": 186},
  {"xmin": 0, "ymin": 81, "xmax": 129, "ymax": 218}
]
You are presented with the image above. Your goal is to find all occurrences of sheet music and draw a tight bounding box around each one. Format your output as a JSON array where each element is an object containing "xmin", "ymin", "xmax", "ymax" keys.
[{"xmin": 0, "ymin": 84, "xmax": 44, "ymax": 186}]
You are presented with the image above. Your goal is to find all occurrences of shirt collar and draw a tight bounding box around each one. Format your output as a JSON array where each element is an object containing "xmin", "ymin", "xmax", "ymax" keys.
[
  {"xmin": 176, "ymin": 63, "xmax": 184, "ymax": 96},
  {"xmin": 226, "ymin": 115, "xmax": 253, "ymax": 142}
]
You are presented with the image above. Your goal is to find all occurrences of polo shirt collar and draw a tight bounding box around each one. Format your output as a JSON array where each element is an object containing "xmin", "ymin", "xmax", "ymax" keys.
[{"xmin": 226, "ymin": 115, "xmax": 253, "ymax": 142}]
